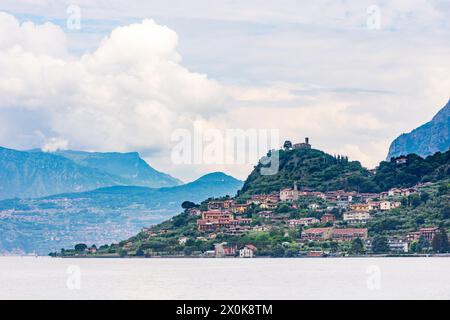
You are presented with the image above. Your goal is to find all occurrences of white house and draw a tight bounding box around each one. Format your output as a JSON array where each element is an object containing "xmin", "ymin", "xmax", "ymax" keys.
[
  {"xmin": 280, "ymin": 182, "xmax": 299, "ymax": 202},
  {"xmin": 288, "ymin": 218, "xmax": 320, "ymax": 228},
  {"xmin": 239, "ymin": 245, "xmax": 257, "ymax": 258},
  {"xmin": 343, "ymin": 211, "xmax": 371, "ymax": 224},
  {"xmin": 388, "ymin": 237, "xmax": 409, "ymax": 253},
  {"xmin": 380, "ymin": 201, "xmax": 401, "ymax": 211}
]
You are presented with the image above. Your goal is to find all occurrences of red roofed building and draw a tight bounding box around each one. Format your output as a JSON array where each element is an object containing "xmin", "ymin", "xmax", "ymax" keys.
[
  {"xmin": 214, "ymin": 242, "xmax": 237, "ymax": 257},
  {"xmin": 332, "ymin": 228, "xmax": 368, "ymax": 242},
  {"xmin": 321, "ymin": 213, "xmax": 335, "ymax": 224},
  {"xmin": 201, "ymin": 210, "xmax": 233, "ymax": 220},
  {"xmin": 239, "ymin": 244, "xmax": 257, "ymax": 258},
  {"xmin": 301, "ymin": 227, "xmax": 333, "ymax": 241},
  {"xmin": 256, "ymin": 211, "xmax": 275, "ymax": 219},
  {"xmin": 407, "ymin": 227, "xmax": 439, "ymax": 242},
  {"xmin": 197, "ymin": 212, "xmax": 251, "ymax": 232},
  {"xmin": 207, "ymin": 200, "xmax": 236, "ymax": 210}
]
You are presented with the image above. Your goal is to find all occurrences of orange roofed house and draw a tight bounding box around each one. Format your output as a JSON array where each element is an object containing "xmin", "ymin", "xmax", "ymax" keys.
[
  {"xmin": 406, "ymin": 227, "xmax": 439, "ymax": 242},
  {"xmin": 332, "ymin": 228, "xmax": 368, "ymax": 241},
  {"xmin": 197, "ymin": 210, "xmax": 251, "ymax": 232},
  {"xmin": 301, "ymin": 228, "xmax": 333, "ymax": 241},
  {"xmin": 321, "ymin": 213, "xmax": 335, "ymax": 224},
  {"xmin": 201, "ymin": 210, "xmax": 233, "ymax": 220},
  {"xmin": 207, "ymin": 200, "xmax": 235, "ymax": 211}
]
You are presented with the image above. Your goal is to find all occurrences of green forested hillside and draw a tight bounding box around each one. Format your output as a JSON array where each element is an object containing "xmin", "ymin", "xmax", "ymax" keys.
[
  {"xmin": 239, "ymin": 148, "xmax": 374, "ymax": 197},
  {"xmin": 239, "ymin": 148, "xmax": 450, "ymax": 197},
  {"xmin": 373, "ymin": 151, "xmax": 450, "ymax": 191},
  {"xmin": 368, "ymin": 181, "xmax": 450, "ymax": 235}
]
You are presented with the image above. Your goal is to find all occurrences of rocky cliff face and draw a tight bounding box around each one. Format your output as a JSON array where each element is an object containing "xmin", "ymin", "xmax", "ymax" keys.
[{"xmin": 387, "ymin": 99, "xmax": 450, "ymax": 159}]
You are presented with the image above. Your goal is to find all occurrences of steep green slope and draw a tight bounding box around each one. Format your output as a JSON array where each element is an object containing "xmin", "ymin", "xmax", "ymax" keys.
[
  {"xmin": 373, "ymin": 151, "xmax": 450, "ymax": 191},
  {"xmin": 239, "ymin": 148, "xmax": 450, "ymax": 197},
  {"xmin": 368, "ymin": 181, "xmax": 450, "ymax": 235},
  {"xmin": 239, "ymin": 148, "xmax": 375, "ymax": 197}
]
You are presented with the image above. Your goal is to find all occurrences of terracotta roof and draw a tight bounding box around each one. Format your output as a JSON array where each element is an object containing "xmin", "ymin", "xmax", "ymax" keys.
[
  {"xmin": 303, "ymin": 227, "xmax": 332, "ymax": 234},
  {"xmin": 332, "ymin": 228, "xmax": 367, "ymax": 235}
]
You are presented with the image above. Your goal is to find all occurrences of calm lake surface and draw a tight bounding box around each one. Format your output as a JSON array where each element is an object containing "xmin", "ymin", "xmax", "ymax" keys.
[{"xmin": 0, "ymin": 257, "xmax": 449, "ymax": 299}]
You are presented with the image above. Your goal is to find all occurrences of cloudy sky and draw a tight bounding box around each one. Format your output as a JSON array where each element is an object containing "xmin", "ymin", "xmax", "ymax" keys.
[{"xmin": 0, "ymin": 1, "xmax": 449, "ymax": 181}]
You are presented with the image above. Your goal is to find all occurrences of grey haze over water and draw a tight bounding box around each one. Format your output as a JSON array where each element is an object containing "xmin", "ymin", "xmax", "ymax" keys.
[{"xmin": 1, "ymin": 257, "xmax": 449, "ymax": 299}]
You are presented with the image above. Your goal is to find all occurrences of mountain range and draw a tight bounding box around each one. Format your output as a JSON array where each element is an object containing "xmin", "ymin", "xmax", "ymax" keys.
[
  {"xmin": 0, "ymin": 147, "xmax": 182, "ymax": 200},
  {"xmin": 1, "ymin": 97, "xmax": 449, "ymax": 255},
  {"xmin": 387, "ymin": 99, "xmax": 450, "ymax": 159},
  {"xmin": 0, "ymin": 172, "xmax": 243, "ymax": 254}
]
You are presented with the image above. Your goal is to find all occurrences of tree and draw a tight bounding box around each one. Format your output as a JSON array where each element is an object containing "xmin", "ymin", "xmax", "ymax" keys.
[
  {"xmin": 409, "ymin": 241, "xmax": 418, "ymax": 253},
  {"xmin": 136, "ymin": 248, "xmax": 145, "ymax": 256},
  {"xmin": 277, "ymin": 204, "xmax": 291, "ymax": 214},
  {"xmin": 118, "ymin": 249, "xmax": 128, "ymax": 257},
  {"xmin": 350, "ymin": 238, "xmax": 365, "ymax": 254},
  {"xmin": 271, "ymin": 244, "xmax": 285, "ymax": 257},
  {"xmin": 181, "ymin": 201, "xmax": 197, "ymax": 210},
  {"xmin": 438, "ymin": 183, "xmax": 449, "ymax": 195},
  {"xmin": 420, "ymin": 192, "xmax": 430, "ymax": 203},
  {"xmin": 401, "ymin": 197, "xmax": 408, "ymax": 206},
  {"xmin": 432, "ymin": 229, "xmax": 449, "ymax": 253},
  {"xmin": 417, "ymin": 235, "xmax": 429, "ymax": 253},
  {"xmin": 283, "ymin": 140, "xmax": 293, "ymax": 150},
  {"xmin": 408, "ymin": 194, "xmax": 422, "ymax": 208},
  {"xmin": 74, "ymin": 243, "xmax": 87, "ymax": 252},
  {"xmin": 371, "ymin": 236, "xmax": 389, "ymax": 253},
  {"xmin": 441, "ymin": 206, "xmax": 450, "ymax": 219}
]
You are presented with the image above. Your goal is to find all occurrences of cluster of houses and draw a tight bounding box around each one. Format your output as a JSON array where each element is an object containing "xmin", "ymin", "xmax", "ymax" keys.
[
  {"xmin": 196, "ymin": 209, "xmax": 252, "ymax": 234},
  {"xmin": 187, "ymin": 179, "xmax": 438, "ymax": 256},
  {"xmin": 276, "ymin": 181, "xmax": 415, "ymax": 226},
  {"xmin": 206, "ymin": 243, "xmax": 257, "ymax": 258},
  {"xmin": 301, "ymin": 227, "xmax": 368, "ymax": 242}
]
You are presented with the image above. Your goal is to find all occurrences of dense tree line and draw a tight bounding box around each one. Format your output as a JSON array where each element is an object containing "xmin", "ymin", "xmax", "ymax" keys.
[{"xmin": 239, "ymin": 148, "xmax": 450, "ymax": 197}]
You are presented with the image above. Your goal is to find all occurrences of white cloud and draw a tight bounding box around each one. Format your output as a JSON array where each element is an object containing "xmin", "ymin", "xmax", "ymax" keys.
[
  {"xmin": 0, "ymin": 3, "xmax": 449, "ymax": 181},
  {"xmin": 42, "ymin": 137, "xmax": 69, "ymax": 152},
  {"xmin": 0, "ymin": 13, "xmax": 226, "ymax": 157},
  {"xmin": 0, "ymin": 12, "xmax": 68, "ymax": 58}
]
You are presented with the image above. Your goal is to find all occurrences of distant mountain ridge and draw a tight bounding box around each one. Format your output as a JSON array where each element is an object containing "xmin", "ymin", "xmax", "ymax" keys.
[
  {"xmin": 387, "ymin": 99, "xmax": 450, "ymax": 159},
  {"xmin": 53, "ymin": 150, "xmax": 182, "ymax": 188},
  {"xmin": 0, "ymin": 172, "xmax": 243, "ymax": 254},
  {"xmin": 0, "ymin": 147, "xmax": 181, "ymax": 200}
]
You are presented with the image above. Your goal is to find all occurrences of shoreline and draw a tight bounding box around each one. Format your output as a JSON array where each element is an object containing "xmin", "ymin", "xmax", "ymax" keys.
[{"xmin": 46, "ymin": 253, "xmax": 450, "ymax": 259}]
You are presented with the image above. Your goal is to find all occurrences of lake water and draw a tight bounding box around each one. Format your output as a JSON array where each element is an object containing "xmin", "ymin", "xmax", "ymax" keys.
[{"xmin": 0, "ymin": 257, "xmax": 449, "ymax": 299}]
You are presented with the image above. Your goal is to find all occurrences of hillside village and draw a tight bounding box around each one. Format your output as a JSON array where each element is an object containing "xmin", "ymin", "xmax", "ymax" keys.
[
  {"xmin": 180, "ymin": 181, "xmax": 440, "ymax": 257},
  {"xmin": 53, "ymin": 139, "xmax": 450, "ymax": 258}
]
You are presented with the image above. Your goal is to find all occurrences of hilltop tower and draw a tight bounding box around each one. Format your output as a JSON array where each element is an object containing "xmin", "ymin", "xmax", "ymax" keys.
[{"xmin": 294, "ymin": 137, "xmax": 311, "ymax": 150}]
